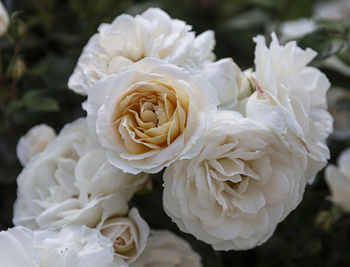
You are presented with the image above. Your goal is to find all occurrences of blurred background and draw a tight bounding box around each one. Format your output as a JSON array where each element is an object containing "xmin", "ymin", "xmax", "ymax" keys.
[{"xmin": 0, "ymin": 0, "xmax": 349, "ymax": 266}]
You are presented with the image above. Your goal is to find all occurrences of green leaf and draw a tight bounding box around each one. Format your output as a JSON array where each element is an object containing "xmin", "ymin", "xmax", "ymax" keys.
[
  {"xmin": 5, "ymin": 100, "xmax": 27, "ymax": 125},
  {"xmin": 244, "ymin": 0, "xmax": 282, "ymax": 8},
  {"xmin": 36, "ymin": 55, "xmax": 75, "ymax": 89},
  {"xmin": 225, "ymin": 9, "xmax": 270, "ymax": 30},
  {"xmin": 22, "ymin": 89, "xmax": 45, "ymax": 101},
  {"xmin": 5, "ymin": 100, "xmax": 23, "ymax": 116},
  {"xmin": 23, "ymin": 90, "xmax": 59, "ymax": 112},
  {"xmin": 25, "ymin": 96, "xmax": 59, "ymax": 112},
  {"xmin": 10, "ymin": 10, "xmax": 26, "ymax": 21},
  {"xmin": 318, "ymin": 19, "xmax": 350, "ymax": 35},
  {"xmin": 337, "ymin": 45, "xmax": 350, "ymax": 66},
  {"xmin": 299, "ymin": 29, "xmax": 346, "ymax": 59}
]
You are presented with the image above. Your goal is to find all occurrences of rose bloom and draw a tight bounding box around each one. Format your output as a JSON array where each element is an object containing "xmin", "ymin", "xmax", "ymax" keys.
[
  {"xmin": 163, "ymin": 111, "xmax": 306, "ymax": 250},
  {"xmin": 279, "ymin": 18, "xmax": 317, "ymax": 42},
  {"xmin": 16, "ymin": 124, "xmax": 56, "ymax": 166},
  {"xmin": 132, "ymin": 230, "xmax": 202, "ymax": 267},
  {"xmin": 314, "ymin": 0, "xmax": 350, "ymax": 20},
  {"xmin": 84, "ymin": 58, "xmax": 218, "ymax": 174},
  {"xmin": 0, "ymin": 1, "xmax": 9, "ymax": 37},
  {"xmin": 100, "ymin": 208, "xmax": 149, "ymax": 264},
  {"xmin": 68, "ymin": 7, "xmax": 215, "ymax": 95},
  {"xmin": 0, "ymin": 225, "xmax": 116, "ymax": 267},
  {"xmin": 246, "ymin": 33, "xmax": 333, "ymax": 182},
  {"xmin": 327, "ymin": 87, "xmax": 350, "ymax": 140},
  {"xmin": 325, "ymin": 148, "xmax": 350, "ymax": 212},
  {"xmin": 202, "ymin": 58, "xmax": 247, "ymax": 110},
  {"xmin": 13, "ymin": 118, "xmax": 147, "ymax": 230}
]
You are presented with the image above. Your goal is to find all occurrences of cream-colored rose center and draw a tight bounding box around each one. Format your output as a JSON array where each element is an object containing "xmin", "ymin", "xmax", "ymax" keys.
[
  {"xmin": 200, "ymin": 137, "xmax": 263, "ymax": 211},
  {"xmin": 101, "ymin": 224, "xmax": 137, "ymax": 255},
  {"xmin": 113, "ymin": 228, "xmax": 134, "ymax": 253},
  {"xmin": 225, "ymin": 175, "xmax": 248, "ymax": 191},
  {"xmin": 210, "ymin": 159, "xmax": 251, "ymax": 196},
  {"xmin": 113, "ymin": 80, "xmax": 188, "ymax": 153}
]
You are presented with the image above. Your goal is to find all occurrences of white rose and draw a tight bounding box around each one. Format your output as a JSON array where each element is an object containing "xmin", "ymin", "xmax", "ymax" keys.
[
  {"xmin": 246, "ymin": 33, "xmax": 333, "ymax": 182},
  {"xmin": 327, "ymin": 87, "xmax": 350, "ymax": 140},
  {"xmin": 131, "ymin": 230, "xmax": 202, "ymax": 267},
  {"xmin": 202, "ymin": 58, "xmax": 243, "ymax": 110},
  {"xmin": 0, "ymin": 226, "xmax": 36, "ymax": 267},
  {"xmin": 314, "ymin": 0, "xmax": 350, "ymax": 20},
  {"xmin": 132, "ymin": 230, "xmax": 202, "ymax": 267},
  {"xmin": 0, "ymin": 1, "xmax": 9, "ymax": 37},
  {"xmin": 0, "ymin": 225, "xmax": 116, "ymax": 267},
  {"xmin": 325, "ymin": 148, "xmax": 350, "ymax": 212},
  {"xmin": 16, "ymin": 124, "xmax": 56, "ymax": 166},
  {"xmin": 84, "ymin": 58, "xmax": 218, "ymax": 174},
  {"xmin": 14, "ymin": 118, "xmax": 147, "ymax": 230},
  {"xmin": 189, "ymin": 30, "xmax": 215, "ymax": 68},
  {"xmin": 163, "ymin": 111, "xmax": 306, "ymax": 250},
  {"xmin": 68, "ymin": 7, "xmax": 215, "ymax": 95},
  {"xmin": 100, "ymin": 208, "xmax": 149, "ymax": 264},
  {"xmin": 279, "ymin": 18, "xmax": 317, "ymax": 42}
]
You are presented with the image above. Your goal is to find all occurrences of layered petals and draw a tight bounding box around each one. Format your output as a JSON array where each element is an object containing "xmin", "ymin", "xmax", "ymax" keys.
[
  {"xmin": 100, "ymin": 208, "xmax": 149, "ymax": 264},
  {"xmin": 84, "ymin": 58, "xmax": 218, "ymax": 174},
  {"xmin": 0, "ymin": 225, "xmax": 115, "ymax": 267},
  {"xmin": 13, "ymin": 118, "xmax": 147, "ymax": 230},
  {"xmin": 246, "ymin": 33, "xmax": 333, "ymax": 182},
  {"xmin": 68, "ymin": 8, "xmax": 215, "ymax": 94},
  {"xmin": 163, "ymin": 111, "xmax": 306, "ymax": 250}
]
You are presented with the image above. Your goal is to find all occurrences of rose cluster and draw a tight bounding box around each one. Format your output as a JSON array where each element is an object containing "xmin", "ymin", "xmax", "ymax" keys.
[{"xmin": 1, "ymin": 7, "xmax": 332, "ymax": 266}]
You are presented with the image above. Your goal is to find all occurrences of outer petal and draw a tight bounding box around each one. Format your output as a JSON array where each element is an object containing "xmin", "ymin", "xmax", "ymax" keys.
[
  {"xmin": 248, "ymin": 32, "xmax": 332, "ymax": 183},
  {"xmin": 202, "ymin": 58, "xmax": 240, "ymax": 109},
  {"xmin": 0, "ymin": 227, "xmax": 35, "ymax": 267},
  {"xmin": 325, "ymin": 165, "xmax": 350, "ymax": 212},
  {"xmin": 14, "ymin": 118, "xmax": 144, "ymax": 231},
  {"xmin": 132, "ymin": 230, "xmax": 202, "ymax": 267}
]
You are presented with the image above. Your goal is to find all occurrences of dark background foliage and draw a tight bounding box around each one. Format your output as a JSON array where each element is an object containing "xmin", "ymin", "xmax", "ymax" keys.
[{"xmin": 0, "ymin": 0, "xmax": 349, "ymax": 266}]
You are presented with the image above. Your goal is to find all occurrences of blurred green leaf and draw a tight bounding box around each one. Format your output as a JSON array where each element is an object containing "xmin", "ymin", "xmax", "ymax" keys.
[
  {"xmin": 34, "ymin": 54, "xmax": 75, "ymax": 89},
  {"xmin": 8, "ymin": 11, "xmax": 27, "ymax": 41},
  {"xmin": 299, "ymin": 29, "xmax": 346, "ymax": 59},
  {"xmin": 244, "ymin": 0, "xmax": 280, "ymax": 8},
  {"xmin": 319, "ymin": 19, "xmax": 350, "ymax": 35},
  {"xmin": 285, "ymin": 0, "xmax": 313, "ymax": 20},
  {"xmin": 25, "ymin": 96, "xmax": 59, "ymax": 112},
  {"xmin": 337, "ymin": 45, "xmax": 350, "ymax": 66},
  {"xmin": 23, "ymin": 90, "xmax": 59, "ymax": 112},
  {"xmin": 225, "ymin": 9, "xmax": 270, "ymax": 30},
  {"xmin": 10, "ymin": 11, "xmax": 26, "ymax": 21},
  {"xmin": 5, "ymin": 100, "xmax": 23, "ymax": 116},
  {"xmin": 5, "ymin": 100, "xmax": 27, "ymax": 125}
]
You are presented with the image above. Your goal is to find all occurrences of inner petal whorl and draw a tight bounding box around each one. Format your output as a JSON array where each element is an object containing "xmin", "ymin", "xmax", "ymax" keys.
[
  {"xmin": 201, "ymin": 139, "xmax": 262, "ymax": 208},
  {"xmin": 112, "ymin": 80, "xmax": 188, "ymax": 153}
]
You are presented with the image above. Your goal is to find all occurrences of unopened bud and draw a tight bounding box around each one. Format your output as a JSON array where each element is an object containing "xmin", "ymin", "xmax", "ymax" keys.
[{"xmin": 12, "ymin": 58, "xmax": 26, "ymax": 79}]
